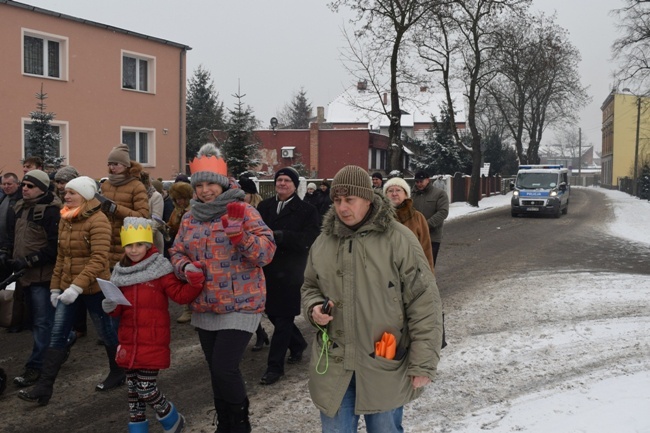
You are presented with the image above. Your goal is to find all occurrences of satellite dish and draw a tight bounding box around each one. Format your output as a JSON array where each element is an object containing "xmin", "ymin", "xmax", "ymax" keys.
[{"xmin": 270, "ymin": 117, "xmax": 278, "ymax": 130}]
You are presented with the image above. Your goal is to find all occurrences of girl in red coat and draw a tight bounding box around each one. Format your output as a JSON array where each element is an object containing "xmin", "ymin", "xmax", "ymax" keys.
[{"xmin": 103, "ymin": 217, "xmax": 205, "ymax": 433}]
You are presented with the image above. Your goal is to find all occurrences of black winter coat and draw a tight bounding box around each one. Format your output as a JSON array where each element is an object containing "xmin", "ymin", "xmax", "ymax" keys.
[{"xmin": 257, "ymin": 194, "xmax": 320, "ymax": 316}]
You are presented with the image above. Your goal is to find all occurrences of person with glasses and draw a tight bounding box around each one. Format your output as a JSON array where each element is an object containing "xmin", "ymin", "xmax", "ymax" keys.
[
  {"xmin": 0, "ymin": 170, "xmax": 61, "ymax": 388},
  {"xmin": 411, "ymin": 171, "xmax": 449, "ymax": 267}
]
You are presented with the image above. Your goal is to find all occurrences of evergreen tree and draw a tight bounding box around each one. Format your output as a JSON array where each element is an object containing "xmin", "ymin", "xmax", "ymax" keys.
[
  {"xmin": 410, "ymin": 113, "xmax": 471, "ymax": 176},
  {"xmin": 277, "ymin": 88, "xmax": 312, "ymax": 129},
  {"xmin": 220, "ymin": 92, "xmax": 261, "ymax": 177},
  {"xmin": 482, "ymin": 132, "xmax": 519, "ymax": 176},
  {"xmin": 186, "ymin": 66, "xmax": 224, "ymax": 164},
  {"xmin": 27, "ymin": 84, "xmax": 65, "ymax": 169}
]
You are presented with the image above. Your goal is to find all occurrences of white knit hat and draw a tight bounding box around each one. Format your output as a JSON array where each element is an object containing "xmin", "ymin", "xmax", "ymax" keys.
[
  {"xmin": 65, "ymin": 176, "xmax": 98, "ymax": 200},
  {"xmin": 307, "ymin": 182, "xmax": 317, "ymax": 190},
  {"xmin": 383, "ymin": 177, "xmax": 411, "ymax": 198}
]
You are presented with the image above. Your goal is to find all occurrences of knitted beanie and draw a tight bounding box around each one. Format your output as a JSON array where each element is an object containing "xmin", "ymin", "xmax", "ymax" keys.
[
  {"xmin": 54, "ymin": 166, "xmax": 79, "ymax": 183},
  {"xmin": 65, "ymin": 176, "xmax": 98, "ymax": 200},
  {"xmin": 108, "ymin": 144, "xmax": 132, "ymax": 167},
  {"xmin": 189, "ymin": 143, "xmax": 230, "ymax": 190},
  {"xmin": 238, "ymin": 177, "xmax": 258, "ymax": 194},
  {"xmin": 274, "ymin": 167, "xmax": 300, "ymax": 189},
  {"xmin": 23, "ymin": 170, "xmax": 50, "ymax": 192},
  {"xmin": 383, "ymin": 177, "xmax": 411, "ymax": 198},
  {"xmin": 330, "ymin": 165, "xmax": 374, "ymax": 202},
  {"xmin": 151, "ymin": 179, "xmax": 163, "ymax": 194},
  {"xmin": 307, "ymin": 182, "xmax": 317, "ymax": 190}
]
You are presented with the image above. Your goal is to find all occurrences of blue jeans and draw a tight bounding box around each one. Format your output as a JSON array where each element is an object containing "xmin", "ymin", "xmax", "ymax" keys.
[
  {"xmin": 320, "ymin": 375, "xmax": 404, "ymax": 433},
  {"xmin": 50, "ymin": 291, "xmax": 118, "ymax": 349},
  {"xmin": 24, "ymin": 284, "xmax": 54, "ymax": 370}
]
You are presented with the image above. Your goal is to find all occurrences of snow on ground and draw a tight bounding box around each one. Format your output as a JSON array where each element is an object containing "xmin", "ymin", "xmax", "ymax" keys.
[{"xmin": 410, "ymin": 187, "xmax": 650, "ymax": 433}]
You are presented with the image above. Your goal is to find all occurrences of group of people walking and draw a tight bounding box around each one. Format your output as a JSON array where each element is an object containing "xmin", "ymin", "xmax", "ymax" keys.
[{"xmin": 1, "ymin": 144, "xmax": 448, "ymax": 433}]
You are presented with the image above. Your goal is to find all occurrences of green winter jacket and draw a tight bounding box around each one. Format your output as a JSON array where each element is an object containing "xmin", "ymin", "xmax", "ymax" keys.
[{"xmin": 301, "ymin": 193, "xmax": 443, "ymax": 417}]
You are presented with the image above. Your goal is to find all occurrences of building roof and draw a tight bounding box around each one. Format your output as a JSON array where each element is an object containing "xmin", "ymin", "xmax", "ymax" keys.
[
  {"xmin": 1, "ymin": 0, "xmax": 192, "ymax": 50},
  {"xmin": 326, "ymin": 84, "xmax": 466, "ymax": 128}
]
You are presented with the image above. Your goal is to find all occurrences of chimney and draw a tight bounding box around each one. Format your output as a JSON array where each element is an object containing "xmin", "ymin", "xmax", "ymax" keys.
[
  {"xmin": 310, "ymin": 121, "xmax": 320, "ymax": 177},
  {"xmin": 357, "ymin": 79, "xmax": 367, "ymax": 91},
  {"xmin": 383, "ymin": 92, "xmax": 388, "ymax": 105},
  {"xmin": 317, "ymin": 106, "xmax": 325, "ymax": 123}
]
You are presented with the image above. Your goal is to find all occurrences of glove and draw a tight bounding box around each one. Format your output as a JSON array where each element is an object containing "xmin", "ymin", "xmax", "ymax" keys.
[
  {"xmin": 57, "ymin": 285, "xmax": 83, "ymax": 305},
  {"xmin": 220, "ymin": 202, "xmax": 246, "ymax": 244},
  {"xmin": 95, "ymin": 193, "xmax": 117, "ymax": 215},
  {"xmin": 185, "ymin": 261, "xmax": 205, "ymax": 287},
  {"xmin": 10, "ymin": 257, "xmax": 29, "ymax": 271},
  {"xmin": 0, "ymin": 253, "xmax": 8, "ymax": 269},
  {"xmin": 102, "ymin": 298, "xmax": 117, "ymax": 313},
  {"xmin": 50, "ymin": 290, "xmax": 61, "ymax": 308}
]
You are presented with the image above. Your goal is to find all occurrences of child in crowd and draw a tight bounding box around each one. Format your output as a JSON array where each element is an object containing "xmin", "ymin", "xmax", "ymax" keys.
[{"xmin": 103, "ymin": 217, "xmax": 205, "ymax": 433}]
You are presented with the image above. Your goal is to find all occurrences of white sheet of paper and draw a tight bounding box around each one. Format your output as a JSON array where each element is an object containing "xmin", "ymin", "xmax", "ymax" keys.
[{"xmin": 97, "ymin": 278, "xmax": 131, "ymax": 306}]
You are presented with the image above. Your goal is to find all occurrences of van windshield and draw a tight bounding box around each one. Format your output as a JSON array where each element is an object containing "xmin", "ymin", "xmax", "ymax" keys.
[{"xmin": 516, "ymin": 173, "xmax": 559, "ymax": 189}]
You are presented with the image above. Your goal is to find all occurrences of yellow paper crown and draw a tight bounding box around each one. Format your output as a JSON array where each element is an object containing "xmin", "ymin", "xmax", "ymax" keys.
[{"xmin": 120, "ymin": 222, "xmax": 153, "ymax": 246}]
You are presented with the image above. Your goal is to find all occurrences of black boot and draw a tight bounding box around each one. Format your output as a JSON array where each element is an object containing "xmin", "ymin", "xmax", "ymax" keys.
[
  {"xmin": 213, "ymin": 399, "xmax": 231, "ymax": 433},
  {"xmin": 95, "ymin": 345, "xmax": 125, "ymax": 391},
  {"xmin": 251, "ymin": 325, "xmax": 269, "ymax": 352},
  {"xmin": 228, "ymin": 398, "xmax": 252, "ymax": 433},
  {"xmin": 17, "ymin": 348, "xmax": 67, "ymax": 406}
]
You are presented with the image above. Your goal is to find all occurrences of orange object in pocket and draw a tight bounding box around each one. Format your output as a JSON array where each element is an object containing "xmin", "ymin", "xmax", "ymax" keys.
[{"xmin": 375, "ymin": 332, "xmax": 397, "ymax": 360}]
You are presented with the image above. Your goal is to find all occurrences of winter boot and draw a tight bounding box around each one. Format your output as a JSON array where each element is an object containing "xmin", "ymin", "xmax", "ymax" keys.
[
  {"xmin": 251, "ymin": 325, "xmax": 269, "ymax": 352},
  {"xmin": 95, "ymin": 345, "xmax": 125, "ymax": 391},
  {"xmin": 213, "ymin": 399, "xmax": 231, "ymax": 433},
  {"xmin": 13, "ymin": 367, "xmax": 41, "ymax": 387},
  {"xmin": 128, "ymin": 419, "xmax": 149, "ymax": 433},
  {"xmin": 228, "ymin": 398, "xmax": 252, "ymax": 433},
  {"xmin": 157, "ymin": 403, "xmax": 185, "ymax": 433},
  {"xmin": 176, "ymin": 305, "xmax": 192, "ymax": 324},
  {"xmin": 61, "ymin": 330, "xmax": 77, "ymax": 365},
  {"xmin": 17, "ymin": 348, "xmax": 67, "ymax": 406}
]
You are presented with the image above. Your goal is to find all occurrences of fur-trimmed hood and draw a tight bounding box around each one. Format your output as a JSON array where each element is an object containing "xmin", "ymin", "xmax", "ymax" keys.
[{"xmin": 321, "ymin": 191, "xmax": 396, "ymax": 238}]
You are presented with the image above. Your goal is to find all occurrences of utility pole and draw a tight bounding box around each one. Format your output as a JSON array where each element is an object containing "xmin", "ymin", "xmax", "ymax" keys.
[
  {"xmin": 578, "ymin": 127, "xmax": 582, "ymax": 182},
  {"xmin": 634, "ymin": 97, "xmax": 641, "ymax": 197}
]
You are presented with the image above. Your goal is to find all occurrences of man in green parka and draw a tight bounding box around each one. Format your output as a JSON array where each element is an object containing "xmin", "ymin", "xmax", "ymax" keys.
[{"xmin": 301, "ymin": 165, "xmax": 443, "ymax": 433}]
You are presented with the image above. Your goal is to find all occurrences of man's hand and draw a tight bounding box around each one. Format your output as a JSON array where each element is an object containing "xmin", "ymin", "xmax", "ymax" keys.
[
  {"xmin": 10, "ymin": 257, "xmax": 29, "ymax": 271},
  {"xmin": 411, "ymin": 376, "xmax": 431, "ymax": 389},
  {"xmin": 311, "ymin": 301, "xmax": 334, "ymax": 327},
  {"xmin": 220, "ymin": 202, "xmax": 246, "ymax": 244}
]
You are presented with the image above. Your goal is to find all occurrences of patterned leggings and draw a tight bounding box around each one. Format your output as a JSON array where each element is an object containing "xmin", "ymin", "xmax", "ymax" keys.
[{"xmin": 126, "ymin": 369, "xmax": 171, "ymax": 422}]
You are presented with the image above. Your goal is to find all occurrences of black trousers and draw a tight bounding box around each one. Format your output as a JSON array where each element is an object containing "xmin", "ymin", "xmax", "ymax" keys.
[
  {"xmin": 266, "ymin": 315, "xmax": 307, "ymax": 374},
  {"xmin": 432, "ymin": 242, "xmax": 441, "ymax": 266},
  {"xmin": 197, "ymin": 328, "xmax": 252, "ymax": 405}
]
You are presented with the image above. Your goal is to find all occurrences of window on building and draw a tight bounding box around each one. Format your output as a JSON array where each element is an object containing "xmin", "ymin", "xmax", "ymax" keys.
[
  {"xmin": 23, "ymin": 120, "xmax": 69, "ymax": 162},
  {"xmin": 369, "ymin": 148, "xmax": 386, "ymax": 170},
  {"xmin": 22, "ymin": 30, "xmax": 68, "ymax": 79},
  {"xmin": 122, "ymin": 128, "xmax": 154, "ymax": 165},
  {"xmin": 122, "ymin": 51, "xmax": 155, "ymax": 92}
]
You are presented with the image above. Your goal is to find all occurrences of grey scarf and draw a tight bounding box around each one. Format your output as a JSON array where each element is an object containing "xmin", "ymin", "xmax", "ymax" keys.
[
  {"xmin": 111, "ymin": 251, "xmax": 173, "ymax": 287},
  {"xmin": 190, "ymin": 188, "xmax": 245, "ymax": 222}
]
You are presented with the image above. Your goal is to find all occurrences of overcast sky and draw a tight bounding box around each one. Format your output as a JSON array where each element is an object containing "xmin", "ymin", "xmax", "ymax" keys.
[{"xmin": 21, "ymin": 0, "xmax": 624, "ymax": 152}]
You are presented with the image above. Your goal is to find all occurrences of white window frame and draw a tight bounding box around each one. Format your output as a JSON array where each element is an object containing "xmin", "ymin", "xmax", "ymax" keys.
[
  {"xmin": 368, "ymin": 148, "xmax": 386, "ymax": 170},
  {"xmin": 121, "ymin": 127, "xmax": 155, "ymax": 167},
  {"xmin": 22, "ymin": 118, "xmax": 70, "ymax": 163},
  {"xmin": 121, "ymin": 50, "xmax": 156, "ymax": 93},
  {"xmin": 21, "ymin": 28, "xmax": 68, "ymax": 81}
]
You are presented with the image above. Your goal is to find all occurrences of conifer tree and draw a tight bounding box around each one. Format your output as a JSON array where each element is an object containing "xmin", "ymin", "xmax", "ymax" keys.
[
  {"xmin": 220, "ymin": 92, "xmax": 261, "ymax": 177},
  {"xmin": 186, "ymin": 66, "xmax": 224, "ymax": 163},
  {"xmin": 277, "ymin": 88, "xmax": 312, "ymax": 129},
  {"xmin": 27, "ymin": 84, "xmax": 65, "ymax": 169}
]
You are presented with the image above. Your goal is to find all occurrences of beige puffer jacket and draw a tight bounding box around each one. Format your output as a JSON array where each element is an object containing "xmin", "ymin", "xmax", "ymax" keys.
[{"xmin": 51, "ymin": 199, "xmax": 111, "ymax": 294}]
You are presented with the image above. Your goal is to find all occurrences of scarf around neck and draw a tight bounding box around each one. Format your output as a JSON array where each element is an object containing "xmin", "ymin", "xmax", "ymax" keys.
[
  {"xmin": 110, "ymin": 251, "xmax": 173, "ymax": 287},
  {"xmin": 190, "ymin": 188, "xmax": 245, "ymax": 222},
  {"xmin": 108, "ymin": 173, "xmax": 134, "ymax": 187}
]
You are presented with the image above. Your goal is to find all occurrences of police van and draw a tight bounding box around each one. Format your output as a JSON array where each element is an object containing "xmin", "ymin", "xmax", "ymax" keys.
[{"xmin": 511, "ymin": 165, "xmax": 570, "ymax": 218}]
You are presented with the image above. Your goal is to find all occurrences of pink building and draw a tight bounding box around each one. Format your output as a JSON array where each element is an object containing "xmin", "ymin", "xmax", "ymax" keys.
[{"xmin": 0, "ymin": 0, "xmax": 190, "ymax": 179}]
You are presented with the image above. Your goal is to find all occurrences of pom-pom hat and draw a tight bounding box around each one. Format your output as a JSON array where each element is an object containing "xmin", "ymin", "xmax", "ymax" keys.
[
  {"xmin": 120, "ymin": 217, "xmax": 154, "ymax": 246},
  {"xmin": 189, "ymin": 143, "xmax": 229, "ymax": 190},
  {"xmin": 108, "ymin": 144, "xmax": 132, "ymax": 167},
  {"xmin": 330, "ymin": 165, "xmax": 374, "ymax": 202}
]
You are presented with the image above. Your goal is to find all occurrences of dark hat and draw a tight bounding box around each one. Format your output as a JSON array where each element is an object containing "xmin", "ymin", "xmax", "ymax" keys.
[
  {"xmin": 107, "ymin": 144, "xmax": 132, "ymax": 167},
  {"xmin": 320, "ymin": 180, "xmax": 330, "ymax": 188},
  {"xmin": 23, "ymin": 170, "xmax": 50, "ymax": 192},
  {"xmin": 174, "ymin": 174, "xmax": 190, "ymax": 184},
  {"xmin": 274, "ymin": 167, "xmax": 300, "ymax": 189},
  {"xmin": 371, "ymin": 172, "xmax": 383, "ymax": 180},
  {"xmin": 330, "ymin": 165, "xmax": 374, "ymax": 202},
  {"xmin": 238, "ymin": 177, "xmax": 258, "ymax": 195},
  {"xmin": 54, "ymin": 166, "xmax": 79, "ymax": 183},
  {"xmin": 414, "ymin": 171, "xmax": 429, "ymax": 180}
]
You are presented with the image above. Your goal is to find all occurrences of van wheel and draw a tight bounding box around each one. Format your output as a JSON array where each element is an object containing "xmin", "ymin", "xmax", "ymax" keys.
[{"xmin": 562, "ymin": 205, "xmax": 568, "ymax": 215}]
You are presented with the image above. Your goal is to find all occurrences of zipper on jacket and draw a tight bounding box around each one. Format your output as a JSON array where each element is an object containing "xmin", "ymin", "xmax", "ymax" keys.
[{"xmin": 348, "ymin": 239, "xmax": 352, "ymax": 253}]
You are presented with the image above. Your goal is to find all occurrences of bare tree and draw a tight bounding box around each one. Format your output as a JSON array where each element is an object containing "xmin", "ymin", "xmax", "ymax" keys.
[
  {"xmin": 330, "ymin": 0, "xmax": 438, "ymax": 171},
  {"xmin": 417, "ymin": 0, "xmax": 530, "ymax": 206},
  {"xmin": 489, "ymin": 12, "xmax": 589, "ymax": 165},
  {"xmin": 612, "ymin": 0, "xmax": 650, "ymax": 91}
]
